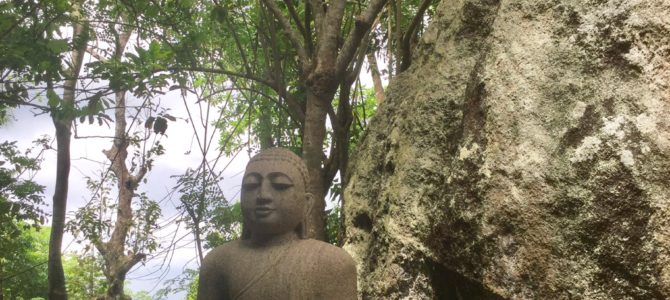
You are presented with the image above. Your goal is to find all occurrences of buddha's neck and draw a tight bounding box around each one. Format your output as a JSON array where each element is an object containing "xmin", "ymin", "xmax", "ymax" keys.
[{"xmin": 248, "ymin": 231, "xmax": 299, "ymax": 248}]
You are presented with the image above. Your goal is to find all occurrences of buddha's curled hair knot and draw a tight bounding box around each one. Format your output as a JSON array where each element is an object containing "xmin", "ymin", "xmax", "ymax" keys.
[{"xmin": 248, "ymin": 148, "xmax": 309, "ymax": 187}]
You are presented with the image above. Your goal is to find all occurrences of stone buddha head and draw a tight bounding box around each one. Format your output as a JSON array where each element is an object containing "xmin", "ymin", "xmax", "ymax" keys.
[{"xmin": 240, "ymin": 148, "xmax": 313, "ymax": 240}]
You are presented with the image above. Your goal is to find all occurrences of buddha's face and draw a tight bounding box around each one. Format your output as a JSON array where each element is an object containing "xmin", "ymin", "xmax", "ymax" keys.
[{"xmin": 241, "ymin": 159, "xmax": 309, "ymax": 238}]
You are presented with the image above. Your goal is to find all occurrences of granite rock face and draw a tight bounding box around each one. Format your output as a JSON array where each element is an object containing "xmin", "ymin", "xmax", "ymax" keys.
[{"xmin": 343, "ymin": 0, "xmax": 670, "ymax": 299}]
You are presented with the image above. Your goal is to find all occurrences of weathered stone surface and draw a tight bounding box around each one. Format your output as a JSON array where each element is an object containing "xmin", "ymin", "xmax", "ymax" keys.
[{"xmin": 343, "ymin": 0, "xmax": 670, "ymax": 299}]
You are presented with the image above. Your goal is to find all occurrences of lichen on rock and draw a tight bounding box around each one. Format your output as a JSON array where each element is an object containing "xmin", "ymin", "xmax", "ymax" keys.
[{"xmin": 343, "ymin": 0, "xmax": 670, "ymax": 299}]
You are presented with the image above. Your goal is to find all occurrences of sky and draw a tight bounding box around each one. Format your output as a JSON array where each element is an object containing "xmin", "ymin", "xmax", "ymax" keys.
[{"xmin": 1, "ymin": 90, "xmax": 249, "ymax": 298}]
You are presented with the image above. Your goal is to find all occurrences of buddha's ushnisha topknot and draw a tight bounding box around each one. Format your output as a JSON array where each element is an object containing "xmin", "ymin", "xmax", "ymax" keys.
[{"xmin": 247, "ymin": 148, "xmax": 309, "ymax": 187}]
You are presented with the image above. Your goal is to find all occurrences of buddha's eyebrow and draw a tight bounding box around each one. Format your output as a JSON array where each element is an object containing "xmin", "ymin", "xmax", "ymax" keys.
[
  {"xmin": 242, "ymin": 173, "xmax": 261, "ymax": 181},
  {"xmin": 268, "ymin": 172, "xmax": 294, "ymax": 183}
]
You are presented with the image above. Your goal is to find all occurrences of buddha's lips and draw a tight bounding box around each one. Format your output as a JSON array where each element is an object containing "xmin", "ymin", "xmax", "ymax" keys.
[{"xmin": 254, "ymin": 207, "xmax": 275, "ymax": 216}]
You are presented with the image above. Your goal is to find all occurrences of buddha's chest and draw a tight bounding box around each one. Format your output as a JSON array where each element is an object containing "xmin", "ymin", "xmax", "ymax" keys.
[{"xmin": 222, "ymin": 249, "xmax": 321, "ymax": 299}]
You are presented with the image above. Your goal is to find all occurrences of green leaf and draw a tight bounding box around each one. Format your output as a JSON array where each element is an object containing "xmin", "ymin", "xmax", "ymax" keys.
[
  {"xmin": 46, "ymin": 40, "xmax": 69, "ymax": 54},
  {"xmin": 149, "ymin": 40, "xmax": 161, "ymax": 58},
  {"xmin": 47, "ymin": 90, "xmax": 61, "ymax": 108}
]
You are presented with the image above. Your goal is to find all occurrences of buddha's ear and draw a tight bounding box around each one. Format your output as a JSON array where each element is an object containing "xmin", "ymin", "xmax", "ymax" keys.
[
  {"xmin": 304, "ymin": 192, "xmax": 314, "ymax": 216},
  {"xmin": 299, "ymin": 192, "xmax": 314, "ymax": 239}
]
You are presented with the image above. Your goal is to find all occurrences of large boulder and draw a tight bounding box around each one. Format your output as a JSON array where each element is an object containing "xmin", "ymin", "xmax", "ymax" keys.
[{"xmin": 343, "ymin": 0, "xmax": 670, "ymax": 298}]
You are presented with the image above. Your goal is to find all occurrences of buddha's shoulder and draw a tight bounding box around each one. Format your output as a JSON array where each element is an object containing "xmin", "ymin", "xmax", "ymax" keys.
[
  {"xmin": 296, "ymin": 239, "xmax": 355, "ymax": 264},
  {"xmin": 202, "ymin": 240, "xmax": 244, "ymax": 264},
  {"xmin": 294, "ymin": 239, "xmax": 356, "ymax": 281}
]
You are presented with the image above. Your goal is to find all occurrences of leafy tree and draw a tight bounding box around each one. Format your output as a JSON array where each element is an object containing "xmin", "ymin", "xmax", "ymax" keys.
[
  {"xmin": 0, "ymin": 139, "xmax": 49, "ymax": 299},
  {"xmin": 1, "ymin": 1, "xmax": 104, "ymax": 296},
  {"xmin": 3, "ymin": 0, "xmax": 175, "ymax": 297},
  {"xmin": 165, "ymin": 167, "xmax": 242, "ymax": 299},
  {"xmin": 62, "ymin": 252, "xmax": 106, "ymax": 299},
  {"xmin": 68, "ymin": 158, "xmax": 163, "ymax": 299},
  {"xmin": 125, "ymin": 289, "xmax": 153, "ymax": 300},
  {"xmin": 156, "ymin": 269, "xmax": 199, "ymax": 300},
  {"xmin": 113, "ymin": 0, "xmax": 437, "ymax": 240},
  {"xmin": 0, "ymin": 140, "xmax": 49, "ymax": 297},
  {"xmin": 0, "ymin": 225, "xmax": 49, "ymax": 300},
  {"xmin": 206, "ymin": 202, "xmax": 243, "ymax": 248},
  {"xmin": 174, "ymin": 168, "xmax": 242, "ymax": 263},
  {"xmin": 63, "ymin": 251, "xmax": 153, "ymax": 300},
  {"xmin": 0, "ymin": 139, "xmax": 48, "ymax": 241}
]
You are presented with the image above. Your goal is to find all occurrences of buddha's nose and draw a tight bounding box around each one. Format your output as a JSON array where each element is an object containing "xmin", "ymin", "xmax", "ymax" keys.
[{"xmin": 257, "ymin": 180, "xmax": 273, "ymax": 204}]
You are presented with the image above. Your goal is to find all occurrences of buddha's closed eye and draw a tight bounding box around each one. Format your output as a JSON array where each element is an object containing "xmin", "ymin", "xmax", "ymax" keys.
[{"xmin": 271, "ymin": 182, "xmax": 293, "ymax": 190}]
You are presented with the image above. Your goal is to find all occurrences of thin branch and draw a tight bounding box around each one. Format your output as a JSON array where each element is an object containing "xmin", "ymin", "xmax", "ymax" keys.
[
  {"xmin": 304, "ymin": 2, "xmax": 314, "ymax": 55},
  {"xmin": 400, "ymin": 0, "xmax": 433, "ymax": 71},
  {"xmin": 224, "ymin": 15, "xmax": 253, "ymax": 75},
  {"xmin": 1, "ymin": 98, "xmax": 50, "ymax": 111},
  {"xmin": 336, "ymin": 0, "xmax": 388, "ymax": 76},
  {"xmin": 86, "ymin": 46, "xmax": 106, "ymax": 62},
  {"xmin": 164, "ymin": 66, "xmax": 276, "ymax": 92},
  {"xmin": 367, "ymin": 53, "xmax": 385, "ymax": 103},
  {"xmin": 259, "ymin": 0, "xmax": 310, "ymax": 68},
  {"xmin": 346, "ymin": 26, "xmax": 373, "ymax": 83},
  {"xmin": 308, "ymin": 0, "xmax": 325, "ymax": 40},
  {"xmin": 323, "ymin": 106, "xmax": 341, "ymax": 187},
  {"xmin": 283, "ymin": 0, "xmax": 308, "ymax": 43},
  {"xmin": 392, "ymin": 0, "xmax": 403, "ymax": 72}
]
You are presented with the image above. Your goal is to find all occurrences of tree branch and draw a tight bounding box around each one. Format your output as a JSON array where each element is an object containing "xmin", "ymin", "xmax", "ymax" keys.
[
  {"xmin": 336, "ymin": 0, "xmax": 388, "ymax": 76},
  {"xmin": 316, "ymin": 0, "xmax": 346, "ymax": 67},
  {"xmin": 122, "ymin": 252, "xmax": 146, "ymax": 274},
  {"xmin": 308, "ymin": 0, "xmax": 324, "ymax": 38},
  {"xmin": 260, "ymin": 0, "xmax": 310, "ymax": 68},
  {"xmin": 1, "ymin": 98, "xmax": 50, "ymax": 111},
  {"xmin": 400, "ymin": 0, "xmax": 433, "ymax": 72},
  {"xmin": 224, "ymin": 14, "xmax": 253, "ymax": 75},
  {"xmin": 164, "ymin": 66, "xmax": 277, "ymax": 92},
  {"xmin": 86, "ymin": 46, "xmax": 106, "ymax": 62},
  {"xmin": 283, "ymin": 0, "xmax": 308, "ymax": 44},
  {"xmin": 130, "ymin": 165, "xmax": 148, "ymax": 186},
  {"xmin": 346, "ymin": 27, "xmax": 373, "ymax": 83},
  {"xmin": 304, "ymin": 1, "xmax": 314, "ymax": 55},
  {"xmin": 367, "ymin": 52, "xmax": 385, "ymax": 103}
]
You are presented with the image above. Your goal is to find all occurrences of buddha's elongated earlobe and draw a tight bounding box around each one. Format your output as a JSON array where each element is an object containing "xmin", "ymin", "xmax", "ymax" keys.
[{"xmin": 299, "ymin": 192, "xmax": 314, "ymax": 239}]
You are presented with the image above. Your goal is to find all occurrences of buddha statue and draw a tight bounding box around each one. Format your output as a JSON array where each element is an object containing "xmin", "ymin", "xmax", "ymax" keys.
[{"xmin": 197, "ymin": 148, "xmax": 357, "ymax": 299}]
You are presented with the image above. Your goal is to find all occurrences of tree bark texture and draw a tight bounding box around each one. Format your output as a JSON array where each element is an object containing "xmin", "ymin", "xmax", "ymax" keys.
[
  {"xmin": 94, "ymin": 26, "xmax": 143, "ymax": 299},
  {"xmin": 99, "ymin": 91, "xmax": 147, "ymax": 300},
  {"xmin": 48, "ymin": 2, "xmax": 86, "ymax": 297},
  {"xmin": 344, "ymin": 0, "xmax": 670, "ymax": 299},
  {"xmin": 367, "ymin": 53, "xmax": 386, "ymax": 104},
  {"xmin": 302, "ymin": 90, "xmax": 332, "ymax": 240},
  {"xmin": 48, "ymin": 119, "xmax": 71, "ymax": 300}
]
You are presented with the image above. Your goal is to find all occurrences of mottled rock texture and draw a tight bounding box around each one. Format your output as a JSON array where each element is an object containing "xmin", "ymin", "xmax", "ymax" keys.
[{"xmin": 343, "ymin": 0, "xmax": 670, "ymax": 299}]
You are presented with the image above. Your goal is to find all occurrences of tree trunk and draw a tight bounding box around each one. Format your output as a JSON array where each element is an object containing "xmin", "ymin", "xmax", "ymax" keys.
[
  {"xmin": 99, "ymin": 90, "xmax": 146, "ymax": 300},
  {"xmin": 48, "ymin": 2, "xmax": 86, "ymax": 296},
  {"xmin": 302, "ymin": 90, "xmax": 332, "ymax": 241},
  {"xmin": 344, "ymin": 0, "xmax": 670, "ymax": 299},
  {"xmin": 47, "ymin": 118, "xmax": 71, "ymax": 300},
  {"xmin": 367, "ymin": 53, "xmax": 386, "ymax": 104},
  {"xmin": 259, "ymin": 0, "xmax": 387, "ymax": 240}
]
